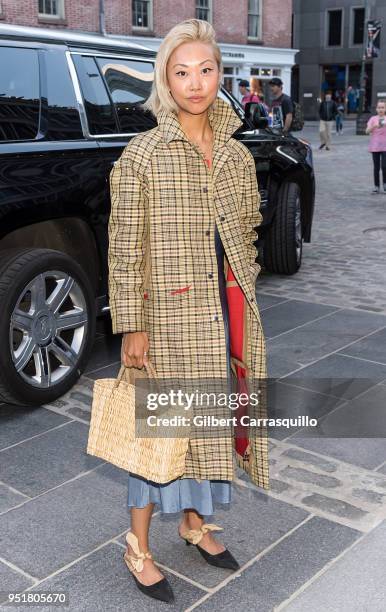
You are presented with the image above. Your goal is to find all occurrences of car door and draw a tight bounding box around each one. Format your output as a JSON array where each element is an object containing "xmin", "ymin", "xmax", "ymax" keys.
[{"xmin": 69, "ymin": 50, "xmax": 157, "ymax": 295}]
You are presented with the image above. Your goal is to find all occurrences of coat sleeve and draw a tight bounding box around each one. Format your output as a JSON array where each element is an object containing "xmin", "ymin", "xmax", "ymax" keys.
[
  {"xmin": 108, "ymin": 148, "xmax": 148, "ymax": 334},
  {"xmin": 240, "ymin": 151, "xmax": 263, "ymax": 281}
]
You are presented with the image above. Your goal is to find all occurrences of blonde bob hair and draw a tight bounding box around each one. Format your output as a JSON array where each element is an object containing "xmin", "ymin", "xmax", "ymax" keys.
[{"xmin": 141, "ymin": 19, "xmax": 223, "ymax": 117}]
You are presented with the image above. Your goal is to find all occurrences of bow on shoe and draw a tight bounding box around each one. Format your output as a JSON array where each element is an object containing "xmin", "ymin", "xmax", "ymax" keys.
[
  {"xmin": 183, "ymin": 523, "xmax": 223, "ymax": 545},
  {"xmin": 125, "ymin": 531, "xmax": 153, "ymax": 573}
]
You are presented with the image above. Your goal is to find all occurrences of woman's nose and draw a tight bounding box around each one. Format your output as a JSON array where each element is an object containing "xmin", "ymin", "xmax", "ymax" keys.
[{"xmin": 189, "ymin": 72, "xmax": 203, "ymax": 90}]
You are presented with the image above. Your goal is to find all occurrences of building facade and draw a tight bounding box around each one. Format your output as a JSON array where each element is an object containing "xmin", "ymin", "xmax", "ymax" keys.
[
  {"xmin": 293, "ymin": 0, "xmax": 386, "ymax": 119},
  {"xmin": 0, "ymin": 0, "xmax": 297, "ymax": 103}
]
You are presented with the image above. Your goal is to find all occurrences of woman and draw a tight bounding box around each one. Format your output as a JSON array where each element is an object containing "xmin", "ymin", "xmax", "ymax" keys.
[
  {"xmin": 108, "ymin": 19, "xmax": 268, "ymax": 604},
  {"xmin": 250, "ymin": 77, "xmax": 262, "ymax": 102},
  {"xmin": 365, "ymin": 99, "xmax": 386, "ymax": 194}
]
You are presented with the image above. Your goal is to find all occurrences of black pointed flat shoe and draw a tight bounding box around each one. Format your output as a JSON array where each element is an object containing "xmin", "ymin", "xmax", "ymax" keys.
[
  {"xmin": 180, "ymin": 523, "xmax": 240, "ymax": 571},
  {"xmin": 124, "ymin": 531, "xmax": 175, "ymax": 603},
  {"xmin": 129, "ymin": 572, "xmax": 174, "ymax": 603}
]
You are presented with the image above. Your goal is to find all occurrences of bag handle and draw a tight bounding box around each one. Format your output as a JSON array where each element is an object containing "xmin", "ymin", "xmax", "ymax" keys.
[{"xmin": 113, "ymin": 360, "xmax": 158, "ymax": 389}]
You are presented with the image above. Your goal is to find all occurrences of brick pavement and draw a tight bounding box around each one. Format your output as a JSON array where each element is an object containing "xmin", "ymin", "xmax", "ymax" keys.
[{"xmin": 259, "ymin": 122, "xmax": 386, "ymax": 314}]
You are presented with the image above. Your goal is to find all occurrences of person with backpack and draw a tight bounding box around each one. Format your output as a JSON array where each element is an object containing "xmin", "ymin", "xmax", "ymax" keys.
[
  {"xmin": 269, "ymin": 77, "xmax": 294, "ymax": 134},
  {"xmin": 318, "ymin": 91, "xmax": 338, "ymax": 150}
]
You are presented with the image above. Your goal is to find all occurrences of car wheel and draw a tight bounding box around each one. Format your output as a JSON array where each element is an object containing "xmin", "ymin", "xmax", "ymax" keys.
[
  {"xmin": 0, "ymin": 248, "xmax": 96, "ymax": 406},
  {"xmin": 263, "ymin": 182, "xmax": 303, "ymax": 275}
]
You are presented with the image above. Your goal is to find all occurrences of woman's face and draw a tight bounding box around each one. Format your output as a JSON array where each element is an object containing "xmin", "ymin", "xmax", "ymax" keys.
[
  {"xmin": 166, "ymin": 41, "xmax": 221, "ymax": 115},
  {"xmin": 376, "ymin": 103, "xmax": 386, "ymax": 116}
]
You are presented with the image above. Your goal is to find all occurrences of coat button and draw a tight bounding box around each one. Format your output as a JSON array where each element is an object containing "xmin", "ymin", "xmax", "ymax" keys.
[
  {"xmin": 212, "ymin": 314, "xmax": 219, "ymax": 322},
  {"xmin": 208, "ymin": 272, "xmax": 213, "ymax": 279},
  {"xmin": 219, "ymin": 215, "xmax": 225, "ymax": 222},
  {"xmin": 205, "ymin": 230, "xmax": 210, "ymax": 236},
  {"xmin": 203, "ymin": 186, "xmax": 208, "ymax": 193}
]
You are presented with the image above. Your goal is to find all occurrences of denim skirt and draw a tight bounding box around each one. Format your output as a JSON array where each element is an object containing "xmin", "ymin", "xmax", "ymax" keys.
[{"xmin": 127, "ymin": 224, "xmax": 232, "ymax": 515}]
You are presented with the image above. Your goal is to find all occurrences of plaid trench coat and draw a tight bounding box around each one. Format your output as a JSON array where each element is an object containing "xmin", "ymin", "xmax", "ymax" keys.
[{"xmin": 108, "ymin": 96, "xmax": 270, "ymax": 490}]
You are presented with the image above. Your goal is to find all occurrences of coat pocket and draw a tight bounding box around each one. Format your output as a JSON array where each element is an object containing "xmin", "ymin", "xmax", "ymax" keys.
[{"xmin": 144, "ymin": 284, "xmax": 193, "ymax": 305}]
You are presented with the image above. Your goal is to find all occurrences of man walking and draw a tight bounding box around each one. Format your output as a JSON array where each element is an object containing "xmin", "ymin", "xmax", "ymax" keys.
[
  {"xmin": 269, "ymin": 77, "xmax": 294, "ymax": 134},
  {"xmin": 319, "ymin": 92, "xmax": 338, "ymax": 150}
]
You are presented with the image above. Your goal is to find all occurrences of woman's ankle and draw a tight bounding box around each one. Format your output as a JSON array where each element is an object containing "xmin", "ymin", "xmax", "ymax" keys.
[{"xmin": 184, "ymin": 510, "xmax": 204, "ymax": 530}]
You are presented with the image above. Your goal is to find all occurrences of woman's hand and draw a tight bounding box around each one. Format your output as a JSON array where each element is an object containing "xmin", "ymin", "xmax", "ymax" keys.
[{"xmin": 121, "ymin": 331, "xmax": 149, "ymax": 369}]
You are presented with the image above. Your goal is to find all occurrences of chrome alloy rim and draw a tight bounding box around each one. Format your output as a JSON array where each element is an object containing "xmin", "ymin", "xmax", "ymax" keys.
[
  {"xmin": 294, "ymin": 195, "xmax": 302, "ymax": 264},
  {"xmin": 9, "ymin": 271, "xmax": 88, "ymax": 388}
]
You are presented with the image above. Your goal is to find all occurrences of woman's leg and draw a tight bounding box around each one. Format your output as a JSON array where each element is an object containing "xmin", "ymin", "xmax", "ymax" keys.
[
  {"xmin": 127, "ymin": 504, "xmax": 165, "ymax": 585},
  {"xmin": 381, "ymin": 152, "xmax": 386, "ymax": 186},
  {"xmin": 178, "ymin": 509, "xmax": 226, "ymax": 555},
  {"xmin": 372, "ymin": 152, "xmax": 381, "ymax": 187}
]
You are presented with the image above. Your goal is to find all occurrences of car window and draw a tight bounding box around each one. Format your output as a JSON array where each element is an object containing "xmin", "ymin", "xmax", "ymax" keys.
[
  {"xmin": 0, "ymin": 47, "xmax": 40, "ymax": 141},
  {"xmin": 95, "ymin": 57, "xmax": 156, "ymax": 133},
  {"xmin": 72, "ymin": 54, "xmax": 117, "ymax": 135}
]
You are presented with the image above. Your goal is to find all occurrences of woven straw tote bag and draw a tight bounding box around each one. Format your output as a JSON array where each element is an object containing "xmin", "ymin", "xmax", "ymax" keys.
[{"xmin": 86, "ymin": 360, "xmax": 190, "ymax": 483}]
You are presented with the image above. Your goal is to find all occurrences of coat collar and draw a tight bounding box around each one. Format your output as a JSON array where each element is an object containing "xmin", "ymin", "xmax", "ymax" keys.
[{"xmin": 157, "ymin": 96, "xmax": 244, "ymax": 148}]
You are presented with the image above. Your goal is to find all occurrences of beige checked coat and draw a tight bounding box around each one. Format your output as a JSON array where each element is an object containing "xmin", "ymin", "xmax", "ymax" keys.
[{"xmin": 108, "ymin": 96, "xmax": 270, "ymax": 490}]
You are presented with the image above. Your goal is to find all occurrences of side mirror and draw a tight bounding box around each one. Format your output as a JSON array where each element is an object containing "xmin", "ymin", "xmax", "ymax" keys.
[{"xmin": 244, "ymin": 102, "xmax": 269, "ymax": 129}]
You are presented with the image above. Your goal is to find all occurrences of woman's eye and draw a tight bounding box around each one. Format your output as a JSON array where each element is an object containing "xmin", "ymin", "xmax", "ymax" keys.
[{"xmin": 175, "ymin": 68, "xmax": 213, "ymax": 76}]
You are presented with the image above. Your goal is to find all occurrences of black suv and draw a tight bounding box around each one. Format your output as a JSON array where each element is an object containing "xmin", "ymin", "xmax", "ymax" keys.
[{"xmin": 0, "ymin": 24, "xmax": 315, "ymax": 406}]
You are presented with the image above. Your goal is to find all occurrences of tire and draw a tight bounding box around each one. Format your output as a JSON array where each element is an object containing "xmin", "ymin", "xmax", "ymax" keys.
[
  {"xmin": 0, "ymin": 248, "xmax": 96, "ymax": 406},
  {"xmin": 263, "ymin": 182, "xmax": 303, "ymax": 275}
]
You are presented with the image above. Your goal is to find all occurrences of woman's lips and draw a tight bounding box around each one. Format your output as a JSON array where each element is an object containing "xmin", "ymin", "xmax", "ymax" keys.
[{"xmin": 189, "ymin": 97, "xmax": 204, "ymax": 102}]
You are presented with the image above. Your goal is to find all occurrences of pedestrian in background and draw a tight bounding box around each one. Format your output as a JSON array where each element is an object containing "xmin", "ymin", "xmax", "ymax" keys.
[
  {"xmin": 269, "ymin": 77, "xmax": 294, "ymax": 134},
  {"xmin": 258, "ymin": 91, "xmax": 270, "ymax": 115},
  {"xmin": 238, "ymin": 78, "xmax": 260, "ymax": 108},
  {"xmin": 365, "ymin": 99, "xmax": 386, "ymax": 194},
  {"xmin": 318, "ymin": 91, "xmax": 338, "ymax": 150},
  {"xmin": 347, "ymin": 85, "xmax": 358, "ymax": 114},
  {"xmin": 335, "ymin": 95, "xmax": 345, "ymax": 135}
]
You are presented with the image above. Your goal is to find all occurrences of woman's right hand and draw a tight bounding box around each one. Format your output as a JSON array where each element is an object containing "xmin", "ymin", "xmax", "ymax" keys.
[{"xmin": 121, "ymin": 331, "xmax": 149, "ymax": 369}]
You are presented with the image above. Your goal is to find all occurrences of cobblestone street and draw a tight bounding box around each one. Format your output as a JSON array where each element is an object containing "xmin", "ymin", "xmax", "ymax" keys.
[
  {"xmin": 260, "ymin": 121, "xmax": 386, "ymax": 313},
  {"xmin": 1, "ymin": 124, "xmax": 386, "ymax": 611}
]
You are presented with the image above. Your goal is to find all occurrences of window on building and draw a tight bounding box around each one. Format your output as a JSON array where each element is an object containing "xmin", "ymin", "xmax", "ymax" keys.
[
  {"xmin": 327, "ymin": 9, "xmax": 343, "ymax": 47},
  {"xmin": 248, "ymin": 0, "xmax": 261, "ymax": 39},
  {"xmin": 132, "ymin": 0, "xmax": 151, "ymax": 29},
  {"xmin": 352, "ymin": 7, "xmax": 365, "ymax": 45},
  {"xmin": 196, "ymin": 0, "xmax": 211, "ymax": 22},
  {"xmin": 0, "ymin": 47, "xmax": 40, "ymax": 141},
  {"xmin": 38, "ymin": 0, "xmax": 65, "ymax": 19}
]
